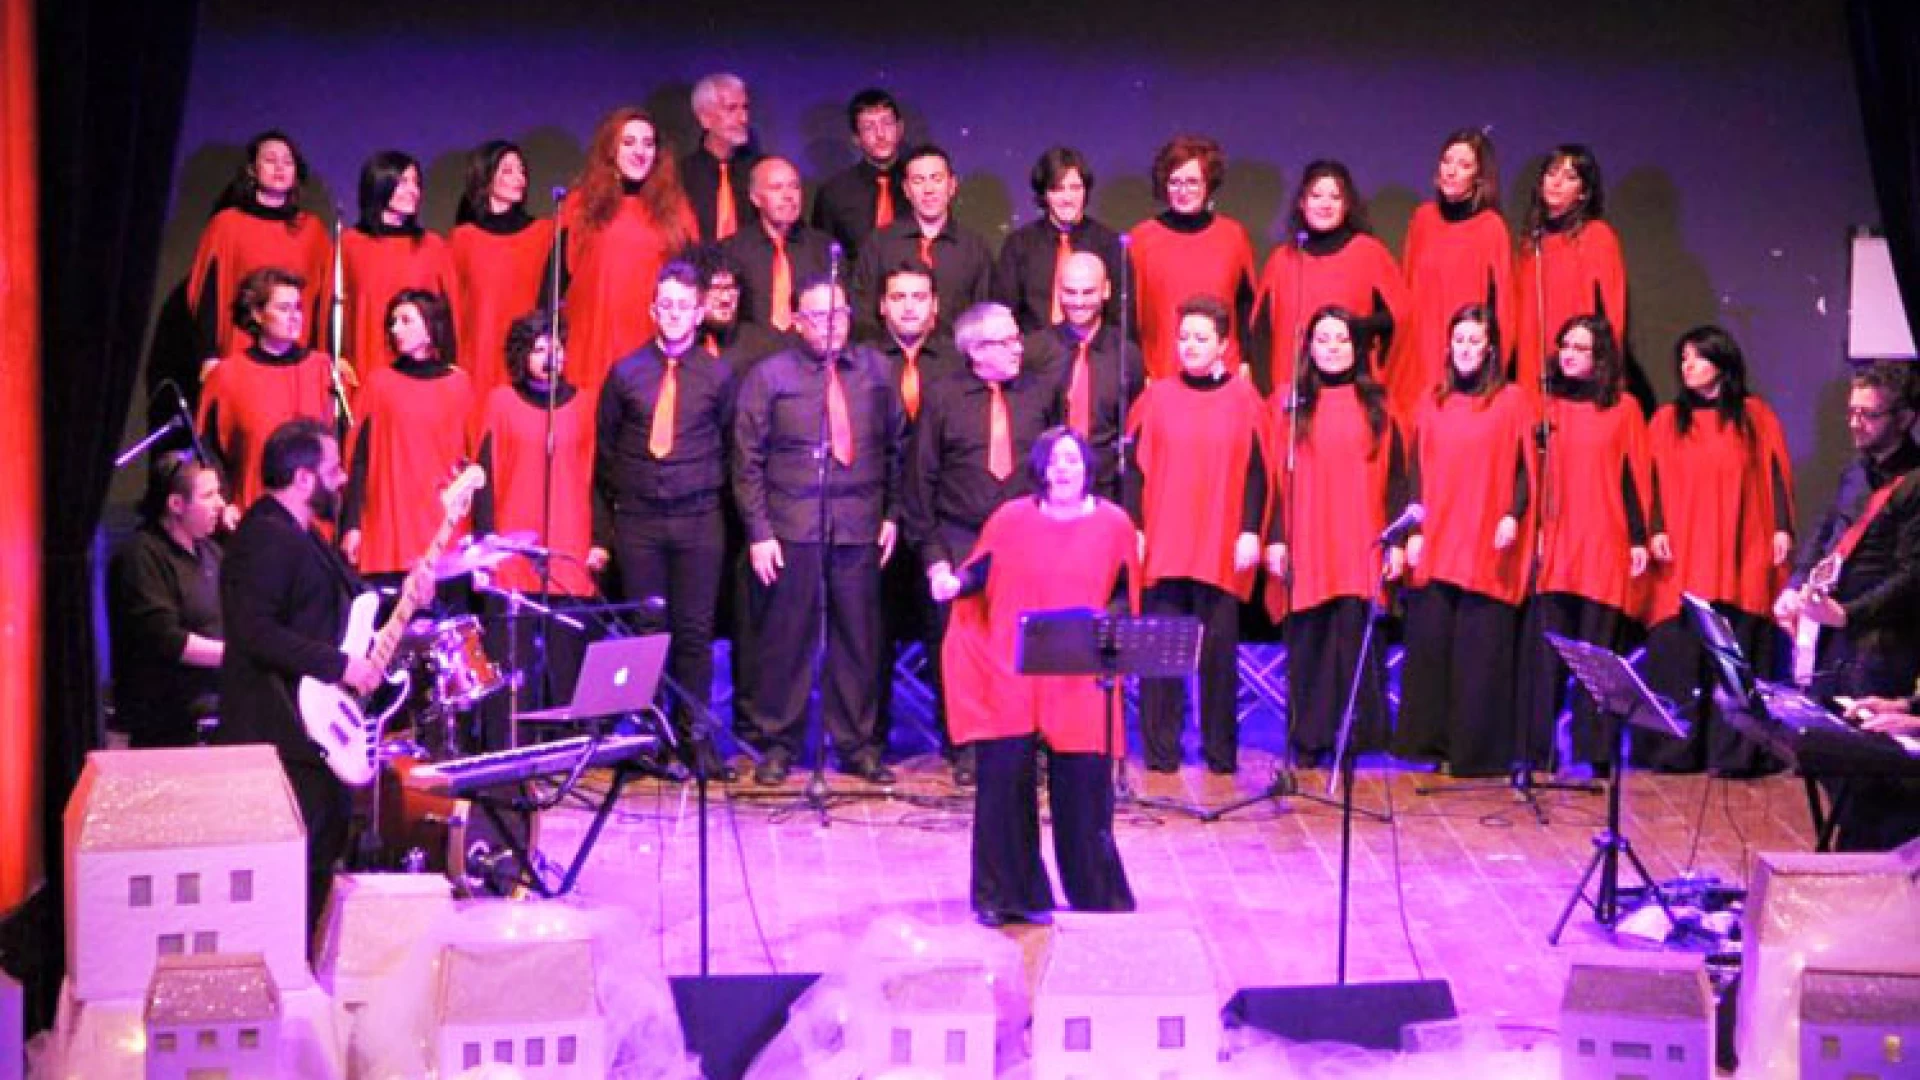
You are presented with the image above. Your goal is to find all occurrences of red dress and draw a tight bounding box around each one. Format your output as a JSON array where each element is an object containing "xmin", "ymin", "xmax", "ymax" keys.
[
  {"xmin": 186, "ymin": 206, "xmax": 332, "ymax": 356},
  {"xmin": 558, "ymin": 192, "xmax": 697, "ymax": 391},
  {"xmin": 943, "ymin": 498, "xmax": 1140, "ymax": 752},
  {"xmin": 1646, "ymin": 399, "xmax": 1794, "ymax": 624},
  {"xmin": 344, "ymin": 363, "xmax": 475, "ymax": 574},
  {"xmin": 1129, "ymin": 374, "xmax": 1270, "ymax": 601},
  {"xmin": 1512, "ymin": 221, "xmax": 1627, "ymax": 391},
  {"xmin": 1389, "ymin": 203, "xmax": 1515, "ymax": 419},
  {"xmin": 1264, "ymin": 384, "xmax": 1397, "ymax": 621},
  {"xmin": 1256, "ymin": 234, "xmax": 1405, "ymax": 391},
  {"xmin": 196, "ymin": 346, "xmax": 336, "ymax": 511},
  {"xmin": 450, "ymin": 217, "xmax": 556, "ymax": 403},
  {"xmin": 339, "ymin": 228, "xmax": 461, "ymax": 384},
  {"xmin": 1407, "ymin": 385, "xmax": 1535, "ymax": 605},
  {"xmin": 470, "ymin": 382, "xmax": 597, "ymax": 596},
  {"xmin": 1536, "ymin": 396, "xmax": 1649, "ymax": 613},
  {"xmin": 1126, "ymin": 215, "xmax": 1256, "ymax": 381}
]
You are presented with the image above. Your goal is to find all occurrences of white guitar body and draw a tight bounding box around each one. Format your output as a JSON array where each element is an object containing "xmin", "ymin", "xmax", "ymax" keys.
[
  {"xmin": 298, "ymin": 591, "xmax": 412, "ymax": 786},
  {"xmin": 1791, "ymin": 553, "xmax": 1841, "ymax": 688}
]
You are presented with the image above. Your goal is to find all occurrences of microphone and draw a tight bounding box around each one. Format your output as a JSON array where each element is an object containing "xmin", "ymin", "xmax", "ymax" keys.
[
  {"xmin": 827, "ymin": 241, "xmax": 844, "ymax": 278},
  {"xmin": 1378, "ymin": 503, "xmax": 1426, "ymax": 545},
  {"xmin": 485, "ymin": 535, "xmax": 556, "ymax": 558},
  {"xmin": 550, "ymin": 185, "xmax": 568, "ymax": 203},
  {"xmin": 166, "ymin": 381, "xmax": 211, "ymax": 467},
  {"xmin": 112, "ymin": 416, "xmax": 185, "ymax": 470},
  {"xmin": 1296, "ymin": 231, "xmax": 1310, "ymax": 248}
]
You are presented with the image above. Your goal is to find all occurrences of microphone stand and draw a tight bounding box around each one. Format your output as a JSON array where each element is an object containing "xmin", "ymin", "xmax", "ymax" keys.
[
  {"xmin": 521, "ymin": 185, "xmax": 569, "ymax": 752},
  {"xmin": 1324, "ymin": 540, "xmax": 1399, "ymax": 984},
  {"xmin": 327, "ymin": 208, "xmax": 354, "ymax": 431},
  {"xmin": 1112, "ymin": 233, "xmax": 1137, "ymax": 800}
]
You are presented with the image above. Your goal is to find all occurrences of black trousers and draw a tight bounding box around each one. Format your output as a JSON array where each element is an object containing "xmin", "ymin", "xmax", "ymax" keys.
[
  {"xmin": 1636, "ymin": 608, "xmax": 1779, "ymax": 774},
  {"xmin": 1393, "ymin": 583, "xmax": 1521, "ymax": 778},
  {"xmin": 746, "ymin": 542, "xmax": 883, "ymax": 762},
  {"xmin": 616, "ymin": 509, "xmax": 726, "ymax": 739},
  {"xmin": 1284, "ymin": 597, "xmax": 1388, "ymax": 762},
  {"xmin": 1515, "ymin": 593, "xmax": 1633, "ymax": 769},
  {"xmin": 971, "ymin": 734, "xmax": 1134, "ymax": 916},
  {"xmin": 1140, "ymin": 578, "xmax": 1241, "ymax": 772},
  {"xmin": 282, "ymin": 753, "xmax": 352, "ymax": 939}
]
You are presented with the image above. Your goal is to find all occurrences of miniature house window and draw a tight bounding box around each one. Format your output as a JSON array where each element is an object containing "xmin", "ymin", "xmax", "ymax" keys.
[
  {"xmin": 1667, "ymin": 1044, "xmax": 1686, "ymax": 1062},
  {"xmin": 1823, "ymin": 1035, "xmax": 1841, "ymax": 1059},
  {"xmin": 559, "ymin": 1035, "xmax": 577, "ymax": 1064},
  {"xmin": 239, "ymin": 1029, "xmax": 259, "ymax": 1050},
  {"xmin": 230, "ymin": 869, "xmax": 253, "ymax": 903},
  {"xmin": 129, "ymin": 875, "xmax": 152, "ymax": 907},
  {"xmin": 177, "ymin": 872, "xmax": 201, "ymax": 905},
  {"xmin": 1065, "ymin": 1017, "xmax": 1092, "ymax": 1052},
  {"xmin": 154, "ymin": 1033, "xmax": 177, "ymax": 1053},
  {"xmin": 463, "ymin": 1043, "xmax": 480, "ymax": 1069},
  {"xmin": 1577, "ymin": 1037, "xmax": 1595, "ymax": 1056},
  {"xmin": 891, "ymin": 1027, "xmax": 913, "ymax": 1064},
  {"xmin": 1158, "ymin": 1016, "xmax": 1186, "ymax": 1050},
  {"xmin": 1610, "ymin": 1040, "xmax": 1652, "ymax": 1059},
  {"xmin": 158, "ymin": 933, "xmax": 185, "ymax": 956},
  {"xmin": 526, "ymin": 1038, "xmax": 545, "ymax": 1066},
  {"xmin": 945, "ymin": 1029, "xmax": 967, "ymax": 1065},
  {"xmin": 493, "ymin": 1039, "xmax": 513, "ymax": 1062},
  {"xmin": 198, "ymin": 1029, "xmax": 218, "ymax": 1049},
  {"xmin": 1888, "ymin": 1034, "xmax": 1905, "ymax": 1064},
  {"xmin": 193, "ymin": 931, "xmax": 218, "ymax": 954}
]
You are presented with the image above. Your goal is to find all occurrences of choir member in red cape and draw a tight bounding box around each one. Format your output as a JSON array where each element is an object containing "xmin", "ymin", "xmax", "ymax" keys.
[
  {"xmin": 188, "ymin": 130, "xmax": 332, "ymax": 375},
  {"xmin": 1128, "ymin": 295, "xmax": 1270, "ymax": 774},
  {"xmin": 1127, "ymin": 135, "xmax": 1257, "ymax": 382},
  {"xmin": 1023, "ymin": 253, "xmax": 1144, "ymax": 502},
  {"xmin": 1256, "ymin": 160, "xmax": 1406, "ymax": 397},
  {"xmin": 597, "ymin": 261, "xmax": 738, "ymax": 777},
  {"xmin": 850, "ymin": 144, "xmax": 993, "ymax": 342},
  {"xmin": 721, "ymin": 157, "xmax": 831, "ymax": 331},
  {"xmin": 340, "ymin": 151, "xmax": 460, "ymax": 388},
  {"xmin": 197, "ymin": 267, "xmax": 337, "ymax": 512},
  {"xmin": 558, "ymin": 107, "xmax": 699, "ymax": 391},
  {"xmin": 1263, "ymin": 306, "xmax": 1406, "ymax": 763},
  {"xmin": 1515, "ymin": 315, "xmax": 1651, "ymax": 772},
  {"xmin": 470, "ymin": 311, "xmax": 607, "ymax": 744},
  {"xmin": 1513, "ymin": 145, "xmax": 1627, "ymax": 394},
  {"xmin": 450, "ymin": 140, "xmax": 556, "ymax": 406},
  {"xmin": 933, "ymin": 427, "xmax": 1138, "ymax": 926},
  {"xmin": 1392, "ymin": 304, "xmax": 1535, "ymax": 778},
  {"xmin": 340, "ymin": 289, "xmax": 475, "ymax": 577},
  {"xmin": 680, "ymin": 73, "xmax": 761, "ymax": 244},
  {"xmin": 809, "ymin": 88, "xmax": 905, "ymax": 264},
  {"xmin": 1640, "ymin": 326, "xmax": 1795, "ymax": 774},
  {"xmin": 1388, "ymin": 129, "xmax": 1515, "ymax": 420},
  {"xmin": 991, "ymin": 146, "xmax": 1125, "ymax": 334}
]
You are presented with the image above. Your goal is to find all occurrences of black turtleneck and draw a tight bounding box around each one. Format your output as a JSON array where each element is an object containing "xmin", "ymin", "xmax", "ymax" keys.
[
  {"xmin": 1300, "ymin": 226, "xmax": 1357, "ymax": 258},
  {"xmin": 392, "ymin": 355, "xmax": 457, "ymax": 379},
  {"xmin": 1158, "ymin": 209, "xmax": 1216, "ymax": 235},
  {"xmin": 359, "ymin": 217, "xmax": 424, "ymax": 239},
  {"xmin": 1541, "ymin": 211, "xmax": 1579, "ymax": 236},
  {"xmin": 620, "ymin": 178, "xmax": 646, "ymax": 197},
  {"xmin": 513, "ymin": 378, "xmax": 577, "ymax": 410},
  {"xmin": 237, "ymin": 197, "xmax": 301, "ymax": 223},
  {"xmin": 470, "ymin": 204, "xmax": 535, "ymax": 236},
  {"xmin": 246, "ymin": 342, "xmax": 310, "ymax": 368},
  {"xmin": 1447, "ymin": 363, "xmax": 1495, "ymax": 396},
  {"xmin": 1437, "ymin": 197, "xmax": 1480, "ymax": 225},
  {"xmin": 1545, "ymin": 373, "xmax": 1601, "ymax": 402},
  {"xmin": 1178, "ymin": 367, "xmax": 1233, "ymax": 391}
]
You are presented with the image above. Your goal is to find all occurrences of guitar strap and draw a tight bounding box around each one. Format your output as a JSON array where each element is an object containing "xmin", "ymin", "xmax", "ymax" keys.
[{"xmin": 1828, "ymin": 469, "xmax": 1915, "ymax": 567}]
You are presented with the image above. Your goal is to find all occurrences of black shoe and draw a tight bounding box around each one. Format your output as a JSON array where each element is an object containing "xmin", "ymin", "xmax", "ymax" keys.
[
  {"xmin": 847, "ymin": 754, "xmax": 895, "ymax": 785},
  {"xmin": 753, "ymin": 751, "xmax": 791, "ymax": 787},
  {"xmin": 974, "ymin": 909, "xmax": 1011, "ymax": 929},
  {"xmin": 694, "ymin": 746, "xmax": 738, "ymax": 783}
]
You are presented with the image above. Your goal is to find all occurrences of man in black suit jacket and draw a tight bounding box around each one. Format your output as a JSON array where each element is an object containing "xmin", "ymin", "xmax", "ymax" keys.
[{"xmin": 218, "ymin": 417, "xmax": 428, "ymax": 931}]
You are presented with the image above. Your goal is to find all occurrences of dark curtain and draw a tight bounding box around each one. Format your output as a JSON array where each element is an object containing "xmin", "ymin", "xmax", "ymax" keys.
[
  {"xmin": 1849, "ymin": 0, "xmax": 1920, "ymax": 352},
  {"xmin": 15, "ymin": 0, "xmax": 199, "ymax": 1034}
]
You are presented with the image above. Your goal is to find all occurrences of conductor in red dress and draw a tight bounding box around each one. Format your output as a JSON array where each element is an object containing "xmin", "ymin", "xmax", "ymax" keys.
[{"xmin": 933, "ymin": 426, "xmax": 1138, "ymax": 926}]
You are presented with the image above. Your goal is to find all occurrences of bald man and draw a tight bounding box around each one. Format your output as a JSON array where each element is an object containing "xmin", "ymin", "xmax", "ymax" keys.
[
  {"xmin": 1022, "ymin": 253, "xmax": 1144, "ymax": 501},
  {"xmin": 721, "ymin": 156, "xmax": 834, "ymax": 332}
]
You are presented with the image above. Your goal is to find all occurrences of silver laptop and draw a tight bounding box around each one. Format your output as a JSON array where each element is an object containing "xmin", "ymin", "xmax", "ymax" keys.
[{"xmin": 516, "ymin": 634, "xmax": 670, "ymax": 723}]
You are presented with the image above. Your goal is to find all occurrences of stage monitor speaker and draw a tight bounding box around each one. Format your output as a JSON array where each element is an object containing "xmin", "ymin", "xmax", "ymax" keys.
[
  {"xmin": 671, "ymin": 972, "xmax": 821, "ymax": 1080},
  {"xmin": 1222, "ymin": 979, "xmax": 1457, "ymax": 1051}
]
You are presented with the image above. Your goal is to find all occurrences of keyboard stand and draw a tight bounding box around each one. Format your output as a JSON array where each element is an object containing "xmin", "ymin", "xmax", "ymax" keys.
[{"xmin": 470, "ymin": 758, "xmax": 641, "ymax": 898}]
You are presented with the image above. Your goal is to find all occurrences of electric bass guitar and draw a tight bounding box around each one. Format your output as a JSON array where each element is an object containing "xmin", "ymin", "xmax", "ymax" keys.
[
  {"xmin": 1790, "ymin": 553, "xmax": 1840, "ymax": 687},
  {"xmin": 299, "ymin": 465, "xmax": 486, "ymax": 785}
]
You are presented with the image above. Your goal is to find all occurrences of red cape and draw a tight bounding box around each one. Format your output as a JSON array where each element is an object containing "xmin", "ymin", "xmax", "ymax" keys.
[
  {"xmin": 1256, "ymin": 235, "xmax": 1406, "ymax": 391},
  {"xmin": 1513, "ymin": 221, "xmax": 1627, "ymax": 391},
  {"xmin": 450, "ymin": 219, "xmax": 557, "ymax": 404},
  {"xmin": 1127, "ymin": 216, "xmax": 1256, "ymax": 381},
  {"xmin": 339, "ymin": 229, "xmax": 461, "ymax": 384},
  {"xmin": 559, "ymin": 192, "xmax": 697, "ymax": 391},
  {"xmin": 186, "ymin": 207, "xmax": 332, "ymax": 356},
  {"xmin": 1646, "ymin": 398, "xmax": 1794, "ymax": 622},
  {"xmin": 471, "ymin": 383, "xmax": 597, "ymax": 596},
  {"xmin": 1536, "ymin": 397, "xmax": 1649, "ymax": 612},
  {"xmin": 1264, "ymin": 384, "xmax": 1397, "ymax": 620},
  {"xmin": 345, "ymin": 366, "xmax": 475, "ymax": 574},
  {"xmin": 1388, "ymin": 203, "xmax": 1514, "ymax": 419},
  {"xmin": 1129, "ymin": 375, "xmax": 1270, "ymax": 600},
  {"xmin": 196, "ymin": 349, "xmax": 336, "ymax": 511},
  {"xmin": 1408, "ymin": 384, "xmax": 1535, "ymax": 604}
]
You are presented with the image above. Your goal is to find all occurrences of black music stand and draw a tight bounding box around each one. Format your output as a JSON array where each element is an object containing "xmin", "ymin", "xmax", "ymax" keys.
[
  {"xmin": 1015, "ymin": 609, "xmax": 1202, "ymax": 815},
  {"xmin": 1544, "ymin": 632, "xmax": 1688, "ymax": 943}
]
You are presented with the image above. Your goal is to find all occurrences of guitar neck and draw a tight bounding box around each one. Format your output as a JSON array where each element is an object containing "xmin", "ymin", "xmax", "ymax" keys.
[{"xmin": 368, "ymin": 515, "xmax": 462, "ymax": 667}]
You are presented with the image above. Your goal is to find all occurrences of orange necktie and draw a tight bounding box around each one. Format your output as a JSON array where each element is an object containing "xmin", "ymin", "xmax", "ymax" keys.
[
  {"xmin": 827, "ymin": 362, "xmax": 854, "ymax": 466},
  {"xmin": 987, "ymin": 382, "xmax": 1012, "ymax": 481},
  {"xmin": 1049, "ymin": 230, "xmax": 1072, "ymax": 325},
  {"xmin": 703, "ymin": 332, "xmax": 720, "ymax": 358},
  {"xmin": 918, "ymin": 234, "xmax": 936, "ymax": 269},
  {"xmin": 649, "ymin": 357, "xmax": 679, "ymax": 458},
  {"xmin": 900, "ymin": 346, "xmax": 922, "ymax": 420},
  {"xmin": 715, "ymin": 161, "xmax": 737, "ymax": 240},
  {"xmin": 874, "ymin": 174, "xmax": 894, "ymax": 229},
  {"xmin": 1068, "ymin": 338, "xmax": 1091, "ymax": 435},
  {"xmin": 770, "ymin": 235, "xmax": 793, "ymax": 331}
]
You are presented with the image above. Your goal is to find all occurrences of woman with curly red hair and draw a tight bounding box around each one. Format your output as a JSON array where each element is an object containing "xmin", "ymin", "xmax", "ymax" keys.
[{"xmin": 1126, "ymin": 135, "xmax": 1257, "ymax": 384}]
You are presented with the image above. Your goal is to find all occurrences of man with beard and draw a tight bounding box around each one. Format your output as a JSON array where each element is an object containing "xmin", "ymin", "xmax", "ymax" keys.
[
  {"xmin": 723, "ymin": 157, "xmax": 832, "ymax": 331},
  {"xmin": 811, "ymin": 87, "xmax": 905, "ymax": 262},
  {"xmin": 218, "ymin": 418, "xmax": 433, "ymax": 934},
  {"xmin": 695, "ymin": 247, "xmax": 786, "ymax": 375},
  {"xmin": 680, "ymin": 72, "xmax": 760, "ymax": 243}
]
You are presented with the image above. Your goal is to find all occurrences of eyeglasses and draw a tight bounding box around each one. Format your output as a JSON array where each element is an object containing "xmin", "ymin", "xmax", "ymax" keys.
[
  {"xmin": 654, "ymin": 300, "xmax": 703, "ymax": 316},
  {"xmin": 796, "ymin": 307, "xmax": 852, "ymax": 325},
  {"xmin": 1847, "ymin": 406, "xmax": 1898, "ymax": 423}
]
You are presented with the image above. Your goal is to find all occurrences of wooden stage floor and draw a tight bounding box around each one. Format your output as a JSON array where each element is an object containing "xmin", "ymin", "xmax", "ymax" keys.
[{"xmin": 529, "ymin": 751, "xmax": 1816, "ymax": 1040}]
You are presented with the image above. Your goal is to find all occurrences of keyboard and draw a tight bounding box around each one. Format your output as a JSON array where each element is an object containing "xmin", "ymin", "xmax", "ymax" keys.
[
  {"xmin": 1745, "ymin": 681, "xmax": 1920, "ymax": 779},
  {"xmin": 403, "ymin": 734, "xmax": 659, "ymax": 795}
]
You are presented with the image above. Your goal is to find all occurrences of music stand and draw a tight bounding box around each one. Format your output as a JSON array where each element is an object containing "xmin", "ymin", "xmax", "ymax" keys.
[
  {"xmin": 1015, "ymin": 609, "xmax": 1202, "ymax": 815},
  {"xmin": 1544, "ymin": 632, "xmax": 1689, "ymax": 943}
]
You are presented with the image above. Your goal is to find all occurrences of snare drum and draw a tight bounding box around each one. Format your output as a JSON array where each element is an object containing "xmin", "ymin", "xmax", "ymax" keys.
[{"xmin": 417, "ymin": 615, "xmax": 506, "ymax": 709}]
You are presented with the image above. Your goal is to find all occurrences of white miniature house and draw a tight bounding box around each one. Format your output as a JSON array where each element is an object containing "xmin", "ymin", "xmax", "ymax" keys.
[
  {"xmin": 433, "ymin": 938, "xmax": 606, "ymax": 1077},
  {"xmin": 143, "ymin": 952, "xmax": 282, "ymax": 1080},
  {"xmin": 64, "ymin": 746, "xmax": 310, "ymax": 1002},
  {"xmin": 1559, "ymin": 952, "xmax": 1713, "ymax": 1080},
  {"xmin": 314, "ymin": 872, "xmax": 456, "ymax": 1009},
  {"xmin": 1798, "ymin": 967, "xmax": 1920, "ymax": 1080},
  {"xmin": 1032, "ymin": 924, "xmax": 1220, "ymax": 1080},
  {"xmin": 860, "ymin": 965, "xmax": 997, "ymax": 1080}
]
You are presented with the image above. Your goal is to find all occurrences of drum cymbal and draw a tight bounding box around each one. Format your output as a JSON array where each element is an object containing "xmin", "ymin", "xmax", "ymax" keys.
[
  {"xmin": 433, "ymin": 537, "xmax": 513, "ymax": 580},
  {"xmin": 474, "ymin": 530, "xmax": 538, "ymax": 554}
]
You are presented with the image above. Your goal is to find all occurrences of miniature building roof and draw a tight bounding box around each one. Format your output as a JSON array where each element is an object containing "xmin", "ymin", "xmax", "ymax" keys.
[
  {"xmin": 145, "ymin": 953, "xmax": 281, "ymax": 1025},
  {"xmin": 1562, "ymin": 963, "xmax": 1711, "ymax": 1020},
  {"xmin": 1040, "ymin": 927, "xmax": 1217, "ymax": 997},
  {"xmin": 1801, "ymin": 968, "xmax": 1920, "ymax": 1026},
  {"xmin": 881, "ymin": 966, "xmax": 996, "ymax": 1012},
  {"xmin": 436, "ymin": 939, "xmax": 599, "ymax": 1026},
  {"xmin": 70, "ymin": 746, "xmax": 302, "ymax": 851}
]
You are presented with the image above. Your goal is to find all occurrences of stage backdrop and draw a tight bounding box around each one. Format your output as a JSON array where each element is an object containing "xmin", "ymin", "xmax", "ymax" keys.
[{"xmin": 150, "ymin": 0, "xmax": 1879, "ymax": 512}]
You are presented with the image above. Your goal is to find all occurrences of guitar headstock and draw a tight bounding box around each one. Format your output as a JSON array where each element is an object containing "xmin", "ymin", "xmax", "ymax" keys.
[{"xmin": 442, "ymin": 464, "xmax": 487, "ymax": 522}]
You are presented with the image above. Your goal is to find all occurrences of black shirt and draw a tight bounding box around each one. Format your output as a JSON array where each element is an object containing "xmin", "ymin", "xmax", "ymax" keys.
[
  {"xmin": 703, "ymin": 319, "xmax": 790, "ymax": 379},
  {"xmin": 719, "ymin": 223, "xmax": 834, "ymax": 329},
  {"xmin": 860, "ymin": 331, "xmax": 964, "ymax": 433},
  {"xmin": 1795, "ymin": 436, "xmax": 1920, "ymax": 629},
  {"xmin": 1022, "ymin": 322, "xmax": 1144, "ymax": 502},
  {"xmin": 680, "ymin": 143, "xmax": 763, "ymax": 244},
  {"xmin": 732, "ymin": 342, "xmax": 905, "ymax": 545},
  {"xmin": 107, "ymin": 524, "xmax": 224, "ymax": 743},
  {"xmin": 850, "ymin": 218, "xmax": 994, "ymax": 340},
  {"xmin": 810, "ymin": 158, "xmax": 904, "ymax": 263},
  {"xmin": 903, "ymin": 366, "xmax": 1063, "ymax": 566},
  {"xmin": 991, "ymin": 215, "xmax": 1126, "ymax": 333},
  {"xmin": 595, "ymin": 341, "xmax": 738, "ymax": 515}
]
